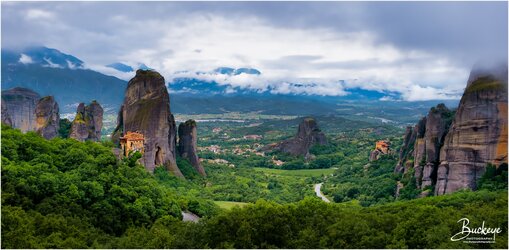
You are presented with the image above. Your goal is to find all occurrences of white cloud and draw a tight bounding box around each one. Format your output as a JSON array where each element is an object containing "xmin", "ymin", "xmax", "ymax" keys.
[
  {"xmin": 25, "ymin": 9, "xmax": 54, "ymax": 20},
  {"xmin": 96, "ymin": 15, "xmax": 466, "ymax": 99},
  {"xmin": 379, "ymin": 96, "xmax": 398, "ymax": 101},
  {"xmin": 401, "ymin": 85, "xmax": 462, "ymax": 101},
  {"xmin": 18, "ymin": 54, "xmax": 33, "ymax": 64},
  {"xmin": 8, "ymin": 5, "xmax": 472, "ymax": 100},
  {"xmin": 87, "ymin": 64, "xmax": 136, "ymax": 81}
]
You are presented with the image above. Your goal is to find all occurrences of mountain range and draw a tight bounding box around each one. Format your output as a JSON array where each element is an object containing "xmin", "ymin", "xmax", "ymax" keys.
[{"xmin": 1, "ymin": 46, "xmax": 458, "ymax": 124}]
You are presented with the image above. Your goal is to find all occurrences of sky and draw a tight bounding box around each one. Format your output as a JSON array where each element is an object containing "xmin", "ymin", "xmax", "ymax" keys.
[{"xmin": 2, "ymin": 1, "xmax": 508, "ymax": 101}]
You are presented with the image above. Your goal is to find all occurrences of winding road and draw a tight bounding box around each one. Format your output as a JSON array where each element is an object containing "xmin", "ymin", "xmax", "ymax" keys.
[
  {"xmin": 314, "ymin": 183, "xmax": 331, "ymax": 203},
  {"xmin": 182, "ymin": 211, "xmax": 200, "ymax": 222}
]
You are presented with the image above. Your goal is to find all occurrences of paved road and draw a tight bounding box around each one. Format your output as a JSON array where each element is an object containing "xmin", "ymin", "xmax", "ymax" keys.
[
  {"xmin": 314, "ymin": 183, "xmax": 331, "ymax": 203},
  {"xmin": 182, "ymin": 211, "xmax": 200, "ymax": 222}
]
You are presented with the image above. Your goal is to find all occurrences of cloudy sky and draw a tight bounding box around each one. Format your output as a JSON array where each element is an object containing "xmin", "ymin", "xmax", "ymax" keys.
[{"xmin": 2, "ymin": 1, "xmax": 507, "ymax": 101}]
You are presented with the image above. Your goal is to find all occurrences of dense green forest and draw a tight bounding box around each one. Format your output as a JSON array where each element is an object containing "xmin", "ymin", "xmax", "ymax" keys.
[{"xmin": 2, "ymin": 125, "xmax": 507, "ymax": 248}]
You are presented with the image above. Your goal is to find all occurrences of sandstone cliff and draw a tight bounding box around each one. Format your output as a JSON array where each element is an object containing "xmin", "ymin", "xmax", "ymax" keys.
[
  {"xmin": 178, "ymin": 119, "xmax": 206, "ymax": 176},
  {"xmin": 1, "ymin": 87, "xmax": 40, "ymax": 132},
  {"xmin": 272, "ymin": 117, "xmax": 327, "ymax": 159},
  {"xmin": 113, "ymin": 69, "xmax": 182, "ymax": 176},
  {"xmin": 435, "ymin": 63, "xmax": 508, "ymax": 195},
  {"xmin": 69, "ymin": 101, "xmax": 103, "ymax": 142},
  {"xmin": 394, "ymin": 63, "xmax": 508, "ymax": 196},
  {"xmin": 35, "ymin": 96, "xmax": 60, "ymax": 139}
]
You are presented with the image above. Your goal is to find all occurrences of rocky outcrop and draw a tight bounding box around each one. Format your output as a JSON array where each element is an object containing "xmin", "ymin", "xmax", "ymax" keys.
[
  {"xmin": 35, "ymin": 96, "xmax": 60, "ymax": 139},
  {"xmin": 69, "ymin": 101, "xmax": 103, "ymax": 142},
  {"xmin": 272, "ymin": 117, "xmax": 327, "ymax": 159},
  {"xmin": 394, "ymin": 62, "xmax": 508, "ymax": 196},
  {"xmin": 113, "ymin": 70, "xmax": 182, "ymax": 176},
  {"xmin": 435, "ymin": 63, "xmax": 508, "ymax": 195},
  {"xmin": 178, "ymin": 120, "xmax": 206, "ymax": 176},
  {"xmin": 1, "ymin": 87, "xmax": 40, "ymax": 132}
]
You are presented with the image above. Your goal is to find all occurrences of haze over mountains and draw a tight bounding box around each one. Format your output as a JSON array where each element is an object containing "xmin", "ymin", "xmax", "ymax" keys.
[{"xmin": 2, "ymin": 46, "xmax": 459, "ymax": 124}]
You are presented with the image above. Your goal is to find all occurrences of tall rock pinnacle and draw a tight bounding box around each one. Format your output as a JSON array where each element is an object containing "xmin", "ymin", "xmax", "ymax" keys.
[
  {"xmin": 178, "ymin": 119, "xmax": 206, "ymax": 176},
  {"xmin": 272, "ymin": 117, "xmax": 327, "ymax": 159},
  {"xmin": 113, "ymin": 69, "xmax": 182, "ymax": 176},
  {"xmin": 394, "ymin": 62, "xmax": 508, "ymax": 196},
  {"xmin": 69, "ymin": 101, "xmax": 103, "ymax": 142},
  {"xmin": 435, "ymin": 63, "xmax": 508, "ymax": 194},
  {"xmin": 35, "ymin": 96, "xmax": 60, "ymax": 139}
]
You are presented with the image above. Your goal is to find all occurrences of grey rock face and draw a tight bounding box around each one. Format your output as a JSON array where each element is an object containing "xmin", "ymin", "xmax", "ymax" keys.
[
  {"xmin": 35, "ymin": 96, "xmax": 60, "ymax": 139},
  {"xmin": 69, "ymin": 101, "xmax": 103, "ymax": 142},
  {"xmin": 420, "ymin": 104, "xmax": 453, "ymax": 189},
  {"xmin": 178, "ymin": 120, "xmax": 206, "ymax": 176},
  {"xmin": 435, "ymin": 64, "xmax": 508, "ymax": 195},
  {"xmin": 400, "ymin": 105, "xmax": 453, "ymax": 189},
  {"xmin": 1, "ymin": 87, "xmax": 40, "ymax": 132},
  {"xmin": 113, "ymin": 70, "xmax": 182, "ymax": 176},
  {"xmin": 394, "ymin": 63, "xmax": 508, "ymax": 196},
  {"xmin": 274, "ymin": 117, "xmax": 327, "ymax": 159}
]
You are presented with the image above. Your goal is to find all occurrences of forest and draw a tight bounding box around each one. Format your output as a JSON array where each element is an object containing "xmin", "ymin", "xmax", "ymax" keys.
[{"xmin": 1, "ymin": 125, "xmax": 507, "ymax": 248}]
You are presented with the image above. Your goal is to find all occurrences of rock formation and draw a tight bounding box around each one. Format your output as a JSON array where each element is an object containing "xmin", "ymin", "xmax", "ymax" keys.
[
  {"xmin": 112, "ymin": 69, "xmax": 182, "ymax": 176},
  {"xmin": 1, "ymin": 99, "xmax": 13, "ymax": 127},
  {"xmin": 2, "ymin": 87, "xmax": 61, "ymax": 139},
  {"xmin": 1, "ymin": 87, "xmax": 40, "ymax": 132},
  {"xmin": 178, "ymin": 119, "xmax": 206, "ymax": 176},
  {"xmin": 271, "ymin": 117, "xmax": 327, "ymax": 159},
  {"xmin": 435, "ymin": 63, "xmax": 508, "ymax": 195},
  {"xmin": 35, "ymin": 96, "xmax": 60, "ymax": 139},
  {"xmin": 417, "ymin": 104, "xmax": 453, "ymax": 189},
  {"xmin": 394, "ymin": 126, "xmax": 417, "ymax": 174},
  {"xmin": 69, "ymin": 101, "xmax": 103, "ymax": 142},
  {"xmin": 394, "ymin": 62, "xmax": 508, "ymax": 195}
]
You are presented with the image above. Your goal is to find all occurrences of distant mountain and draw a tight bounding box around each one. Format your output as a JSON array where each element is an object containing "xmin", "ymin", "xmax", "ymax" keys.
[
  {"xmin": 169, "ymin": 75, "xmax": 393, "ymax": 101},
  {"xmin": 106, "ymin": 62, "xmax": 134, "ymax": 73},
  {"xmin": 1, "ymin": 47, "xmax": 126, "ymax": 113},
  {"xmin": 167, "ymin": 70, "xmax": 461, "ymax": 124},
  {"xmin": 2, "ymin": 46, "xmax": 84, "ymax": 69},
  {"xmin": 105, "ymin": 62, "xmax": 152, "ymax": 73},
  {"xmin": 1, "ymin": 46, "xmax": 459, "ymax": 125}
]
